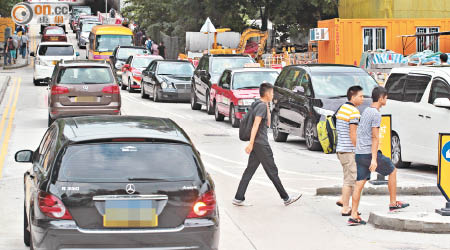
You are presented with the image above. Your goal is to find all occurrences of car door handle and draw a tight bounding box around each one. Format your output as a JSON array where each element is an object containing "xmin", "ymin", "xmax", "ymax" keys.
[
  {"xmin": 425, "ymin": 116, "xmax": 431, "ymax": 119},
  {"xmin": 418, "ymin": 114, "xmax": 424, "ymax": 118}
]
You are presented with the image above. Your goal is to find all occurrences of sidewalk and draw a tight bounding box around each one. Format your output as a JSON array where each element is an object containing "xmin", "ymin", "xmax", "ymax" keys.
[{"xmin": 1, "ymin": 53, "xmax": 29, "ymax": 70}]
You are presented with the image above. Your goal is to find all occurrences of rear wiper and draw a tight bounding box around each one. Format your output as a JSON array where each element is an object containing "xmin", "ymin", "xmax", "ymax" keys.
[
  {"xmin": 328, "ymin": 95, "xmax": 348, "ymax": 99},
  {"xmin": 236, "ymin": 86, "xmax": 259, "ymax": 89},
  {"xmin": 82, "ymin": 82, "xmax": 101, "ymax": 85},
  {"xmin": 158, "ymin": 73, "xmax": 173, "ymax": 76},
  {"xmin": 127, "ymin": 177, "xmax": 170, "ymax": 181}
]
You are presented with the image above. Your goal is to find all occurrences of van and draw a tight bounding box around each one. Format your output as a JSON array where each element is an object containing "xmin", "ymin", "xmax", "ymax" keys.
[{"xmin": 86, "ymin": 25, "xmax": 133, "ymax": 61}]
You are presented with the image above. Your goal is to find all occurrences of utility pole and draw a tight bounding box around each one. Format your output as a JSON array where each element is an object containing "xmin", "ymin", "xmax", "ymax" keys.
[{"xmin": 105, "ymin": 0, "xmax": 108, "ymax": 15}]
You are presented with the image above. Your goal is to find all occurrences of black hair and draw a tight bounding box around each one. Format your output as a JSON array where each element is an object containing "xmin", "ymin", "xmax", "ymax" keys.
[
  {"xmin": 440, "ymin": 53, "xmax": 448, "ymax": 63},
  {"xmin": 259, "ymin": 82, "xmax": 274, "ymax": 97},
  {"xmin": 371, "ymin": 86, "xmax": 388, "ymax": 102},
  {"xmin": 347, "ymin": 85, "xmax": 363, "ymax": 101}
]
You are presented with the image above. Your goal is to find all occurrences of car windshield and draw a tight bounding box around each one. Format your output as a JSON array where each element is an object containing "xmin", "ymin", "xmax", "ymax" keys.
[
  {"xmin": 132, "ymin": 57, "xmax": 158, "ymax": 68},
  {"xmin": 157, "ymin": 62, "xmax": 194, "ymax": 76},
  {"xmin": 117, "ymin": 48, "xmax": 148, "ymax": 60},
  {"xmin": 95, "ymin": 35, "xmax": 133, "ymax": 52},
  {"xmin": 211, "ymin": 57, "xmax": 254, "ymax": 74},
  {"xmin": 58, "ymin": 143, "xmax": 200, "ymax": 182},
  {"xmin": 311, "ymin": 72, "xmax": 378, "ymax": 98},
  {"xmin": 233, "ymin": 71, "xmax": 279, "ymax": 89},
  {"xmin": 57, "ymin": 67, "xmax": 113, "ymax": 84},
  {"xmin": 74, "ymin": 8, "xmax": 90, "ymax": 15},
  {"xmin": 81, "ymin": 23, "xmax": 99, "ymax": 32},
  {"xmin": 45, "ymin": 28, "xmax": 64, "ymax": 35},
  {"xmin": 38, "ymin": 45, "xmax": 74, "ymax": 56}
]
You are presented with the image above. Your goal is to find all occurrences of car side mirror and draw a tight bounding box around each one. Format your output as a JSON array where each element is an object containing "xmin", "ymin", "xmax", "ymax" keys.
[
  {"xmin": 15, "ymin": 150, "xmax": 33, "ymax": 163},
  {"xmin": 222, "ymin": 83, "xmax": 230, "ymax": 89},
  {"xmin": 293, "ymin": 86, "xmax": 305, "ymax": 94},
  {"xmin": 30, "ymin": 52, "xmax": 35, "ymax": 57},
  {"xmin": 433, "ymin": 98, "xmax": 450, "ymax": 108},
  {"xmin": 75, "ymin": 52, "xmax": 80, "ymax": 56}
]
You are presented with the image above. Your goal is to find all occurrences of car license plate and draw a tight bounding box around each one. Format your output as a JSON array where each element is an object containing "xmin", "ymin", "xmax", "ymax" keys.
[
  {"xmin": 103, "ymin": 200, "xmax": 158, "ymax": 228},
  {"xmin": 50, "ymin": 37, "xmax": 58, "ymax": 41},
  {"xmin": 74, "ymin": 96, "xmax": 96, "ymax": 102}
]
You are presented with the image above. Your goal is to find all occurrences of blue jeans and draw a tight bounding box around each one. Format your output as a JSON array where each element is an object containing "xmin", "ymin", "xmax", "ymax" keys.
[
  {"xmin": 3, "ymin": 52, "xmax": 11, "ymax": 65},
  {"xmin": 20, "ymin": 46, "xmax": 27, "ymax": 59}
]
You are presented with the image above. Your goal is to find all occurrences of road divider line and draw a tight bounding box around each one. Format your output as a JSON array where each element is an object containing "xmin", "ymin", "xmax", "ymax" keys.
[
  {"xmin": 0, "ymin": 78, "xmax": 18, "ymax": 142},
  {"xmin": 0, "ymin": 77, "xmax": 21, "ymax": 179}
]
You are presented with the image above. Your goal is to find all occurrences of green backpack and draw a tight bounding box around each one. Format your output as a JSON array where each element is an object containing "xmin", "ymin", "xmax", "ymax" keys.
[{"xmin": 317, "ymin": 112, "xmax": 338, "ymax": 154}]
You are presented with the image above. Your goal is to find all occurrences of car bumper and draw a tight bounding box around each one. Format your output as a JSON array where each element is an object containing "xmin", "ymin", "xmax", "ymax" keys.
[
  {"xmin": 31, "ymin": 219, "xmax": 219, "ymax": 250},
  {"xmin": 157, "ymin": 89, "xmax": 190, "ymax": 101},
  {"xmin": 234, "ymin": 105, "xmax": 251, "ymax": 119},
  {"xmin": 34, "ymin": 64, "xmax": 55, "ymax": 80},
  {"xmin": 49, "ymin": 105, "xmax": 121, "ymax": 119}
]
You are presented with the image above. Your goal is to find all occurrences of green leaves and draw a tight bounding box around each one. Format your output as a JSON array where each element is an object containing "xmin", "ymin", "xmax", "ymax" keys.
[{"xmin": 0, "ymin": 0, "xmax": 22, "ymax": 18}]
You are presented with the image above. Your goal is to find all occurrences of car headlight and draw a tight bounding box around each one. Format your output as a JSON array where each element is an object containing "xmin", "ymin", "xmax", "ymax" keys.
[
  {"xmin": 313, "ymin": 107, "xmax": 335, "ymax": 116},
  {"xmin": 238, "ymin": 99, "xmax": 255, "ymax": 106}
]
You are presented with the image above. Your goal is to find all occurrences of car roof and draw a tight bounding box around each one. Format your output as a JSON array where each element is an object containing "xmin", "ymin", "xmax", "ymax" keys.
[
  {"xmin": 207, "ymin": 54, "xmax": 251, "ymax": 58},
  {"xmin": 57, "ymin": 116, "xmax": 191, "ymax": 144},
  {"xmin": 57, "ymin": 60, "xmax": 110, "ymax": 67},
  {"xmin": 133, "ymin": 54, "xmax": 162, "ymax": 58},
  {"xmin": 228, "ymin": 67, "xmax": 279, "ymax": 73},
  {"xmin": 91, "ymin": 25, "xmax": 133, "ymax": 35},
  {"xmin": 44, "ymin": 26, "xmax": 64, "ymax": 30},
  {"xmin": 38, "ymin": 42, "xmax": 73, "ymax": 46},
  {"xmin": 154, "ymin": 59, "xmax": 192, "ymax": 63},
  {"xmin": 390, "ymin": 65, "xmax": 450, "ymax": 75},
  {"xmin": 287, "ymin": 64, "xmax": 363, "ymax": 73},
  {"xmin": 117, "ymin": 46, "xmax": 146, "ymax": 49}
]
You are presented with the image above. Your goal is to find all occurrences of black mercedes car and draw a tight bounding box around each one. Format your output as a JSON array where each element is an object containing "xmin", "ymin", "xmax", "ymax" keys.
[
  {"xmin": 16, "ymin": 116, "xmax": 219, "ymax": 250},
  {"xmin": 271, "ymin": 64, "xmax": 378, "ymax": 150},
  {"xmin": 141, "ymin": 60, "xmax": 195, "ymax": 102}
]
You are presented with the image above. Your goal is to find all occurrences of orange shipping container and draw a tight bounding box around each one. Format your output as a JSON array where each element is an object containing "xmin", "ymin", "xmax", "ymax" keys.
[{"xmin": 318, "ymin": 18, "xmax": 450, "ymax": 65}]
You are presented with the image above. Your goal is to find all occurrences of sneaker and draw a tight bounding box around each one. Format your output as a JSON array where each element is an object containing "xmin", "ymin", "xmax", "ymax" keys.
[
  {"xmin": 389, "ymin": 201, "xmax": 410, "ymax": 211},
  {"xmin": 232, "ymin": 198, "xmax": 252, "ymax": 206},
  {"xmin": 348, "ymin": 217, "xmax": 366, "ymax": 226},
  {"xmin": 284, "ymin": 194, "xmax": 302, "ymax": 206}
]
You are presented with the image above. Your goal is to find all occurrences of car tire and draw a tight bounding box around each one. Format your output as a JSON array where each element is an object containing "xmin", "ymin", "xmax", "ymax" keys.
[
  {"xmin": 190, "ymin": 89, "xmax": 201, "ymax": 110},
  {"xmin": 305, "ymin": 119, "xmax": 322, "ymax": 151},
  {"xmin": 391, "ymin": 133, "xmax": 411, "ymax": 168},
  {"xmin": 23, "ymin": 206, "xmax": 30, "ymax": 247},
  {"xmin": 48, "ymin": 114, "xmax": 54, "ymax": 127},
  {"xmin": 214, "ymin": 102, "xmax": 224, "ymax": 121},
  {"xmin": 206, "ymin": 93, "xmax": 214, "ymax": 115},
  {"xmin": 230, "ymin": 105, "xmax": 240, "ymax": 128},
  {"xmin": 121, "ymin": 80, "xmax": 127, "ymax": 90},
  {"xmin": 33, "ymin": 78, "xmax": 39, "ymax": 86},
  {"xmin": 272, "ymin": 111, "xmax": 288, "ymax": 142},
  {"xmin": 153, "ymin": 86, "xmax": 159, "ymax": 102},
  {"xmin": 128, "ymin": 78, "xmax": 134, "ymax": 93},
  {"xmin": 141, "ymin": 85, "xmax": 149, "ymax": 99}
]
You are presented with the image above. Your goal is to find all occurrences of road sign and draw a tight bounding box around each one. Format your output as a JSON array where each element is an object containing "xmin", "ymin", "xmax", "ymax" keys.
[
  {"xmin": 370, "ymin": 114, "xmax": 391, "ymax": 185},
  {"xmin": 436, "ymin": 133, "xmax": 450, "ymax": 216}
]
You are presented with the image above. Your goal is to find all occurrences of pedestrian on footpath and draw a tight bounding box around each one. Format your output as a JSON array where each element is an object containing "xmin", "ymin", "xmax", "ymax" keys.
[
  {"xmin": 4, "ymin": 37, "xmax": 14, "ymax": 66},
  {"xmin": 145, "ymin": 37, "xmax": 153, "ymax": 54},
  {"xmin": 233, "ymin": 83, "xmax": 302, "ymax": 206},
  {"xmin": 158, "ymin": 41, "xmax": 165, "ymax": 59},
  {"xmin": 335, "ymin": 86, "xmax": 364, "ymax": 216},
  {"xmin": 348, "ymin": 87, "xmax": 409, "ymax": 226},
  {"xmin": 11, "ymin": 31, "xmax": 19, "ymax": 63},
  {"xmin": 19, "ymin": 32, "xmax": 29, "ymax": 59},
  {"xmin": 151, "ymin": 42, "xmax": 159, "ymax": 55}
]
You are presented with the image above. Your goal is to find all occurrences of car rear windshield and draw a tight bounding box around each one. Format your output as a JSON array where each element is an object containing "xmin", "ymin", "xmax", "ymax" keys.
[
  {"xmin": 117, "ymin": 48, "xmax": 148, "ymax": 60},
  {"xmin": 211, "ymin": 57, "xmax": 254, "ymax": 74},
  {"xmin": 132, "ymin": 57, "xmax": 158, "ymax": 68},
  {"xmin": 57, "ymin": 67, "xmax": 113, "ymax": 84},
  {"xmin": 157, "ymin": 62, "xmax": 194, "ymax": 76},
  {"xmin": 81, "ymin": 23, "xmax": 99, "ymax": 32},
  {"xmin": 233, "ymin": 71, "xmax": 278, "ymax": 89},
  {"xmin": 96, "ymin": 35, "xmax": 133, "ymax": 52},
  {"xmin": 45, "ymin": 29, "xmax": 64, "ymax": 35},
  {"xmin": 38, "ymin": 45, "xmax": 74, "ymax": 56},
  {"xmin": 57, "ymin": 143, "xmax": 201, "ymax": 182},
  {"xmin": 311, "ymin": 72, "xmax": 378, "ymax": 98}
]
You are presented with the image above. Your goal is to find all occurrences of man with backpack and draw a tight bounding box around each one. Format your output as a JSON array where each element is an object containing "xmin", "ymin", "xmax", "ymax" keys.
[
  {"xmin": 335, "ymin": 86, "xmax": 364, "ymax": 216},
  {"xmin": 4, "ymin": 37, "xmax": 14, "ymax": 66},
  {"xmin": 233, "ymin": 83, "xmax": 302, "ymax": 206},
  {"xmin": 145, "ymin": 37, "xmax": 153, "ymax": 54}
]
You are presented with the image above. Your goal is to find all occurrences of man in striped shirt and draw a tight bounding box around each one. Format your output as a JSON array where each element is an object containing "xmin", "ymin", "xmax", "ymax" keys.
[{"xmin": 335, "ymin": 86, "xmax": 364, "ymax": 216}]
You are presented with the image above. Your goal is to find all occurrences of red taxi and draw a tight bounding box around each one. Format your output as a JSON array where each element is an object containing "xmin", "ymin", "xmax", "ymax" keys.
[
  {"xmin": 121, "ymin": 54, "xmax": 163, "ymax": 92},
  {"xmin": 41, "ymin": 26, "xmax": 67, "ymax": 42},
  {"xmin": 210, "ymin": 66, "xmax": 279, "ymax": 127}
]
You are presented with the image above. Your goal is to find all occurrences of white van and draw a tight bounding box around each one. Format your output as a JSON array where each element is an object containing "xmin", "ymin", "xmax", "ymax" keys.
[{"xmin": 383, "ymin": 66, "xmax": 450, "ymax": 167}]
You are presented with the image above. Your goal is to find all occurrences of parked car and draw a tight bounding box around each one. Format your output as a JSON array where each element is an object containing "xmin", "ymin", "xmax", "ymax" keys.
[
  {"xmin": 210, "ymin": 67, "xmax": 279, "ymax": 127},
  {"xmin": 383, "ymin": 66, "xmax": 450, "ymax": 167},
  {"xmin": 121, "ymin": 54, "xmax": 163, "ymax": 92},
  {"xmin": 16, "ymin": 115, "xmax": 219, "ymax": 250},
  {"xmin": 73, "ymin": 15, "xmax": 99, "ymax": 33},
  {"xmin": 109, "ymin": 46, "xmax": 148, "ymax": 84},
  {"xmin": 272, "ymin": 64, "xmax": 378, "ymax": 150},
  {"xmin": 141, "ymin": 60, "xmax": 195, "ymax": 102},
  {"xmin": 191, "ymin": 54, "xmax": 255, "ymax": 114},
  {"xmin": 77, "ymin": 20, "xmax": 101, "ymax": 46},
  {"xmin": 47, "ymin": 60, "xmax": 121, "ymax": 126},
  {"xmin": 31, "ymin": 42, "xmax": 79, "ymax": 85},
  {"xmin": 41, "ymin": 26, "xmax": 67, "ymax": 42}
]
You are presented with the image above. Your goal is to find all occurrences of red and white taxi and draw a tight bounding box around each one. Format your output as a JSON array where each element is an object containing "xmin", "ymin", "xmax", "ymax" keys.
[
  {"xmin": 210, "ymin": 66, "xmax": 279, "ymax": 127},
  {"xmin": 121, "ymin": 54, "xmax": 163, "ymax": 93}
]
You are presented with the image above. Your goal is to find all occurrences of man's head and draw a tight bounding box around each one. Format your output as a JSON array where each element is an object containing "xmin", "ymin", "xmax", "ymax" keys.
[
  {"xmin": 440, "ymin": 53, "xmax": 448, "ymax": 64},
  {"xmin": 371, "ymin": 86, "xmax": 388, "ymax": 106},
  {"xmin": 260, "ymin": 82, "xmax": 274, "ymax": 101},
  {"xmin": 347, "ymin": 85, "xmax": 364, "ymax": 106}
]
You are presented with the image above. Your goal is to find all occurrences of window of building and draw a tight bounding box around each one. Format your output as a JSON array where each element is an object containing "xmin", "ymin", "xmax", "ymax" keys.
[
  {"xmin": 363, "ymin": 27, "xmax": 386, "ymax": 52},
  {"xmin": 416, "ymin": 27, "xmax": 439, "ymax": 52}
]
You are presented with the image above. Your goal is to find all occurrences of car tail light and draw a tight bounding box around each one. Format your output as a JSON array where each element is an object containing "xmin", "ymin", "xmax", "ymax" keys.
[
  {"xmin": 102, "ymin": 85, "xmax": 120, "ymax": 94},
  {"xmin": 59, "ymin": 36, "xmax": 66, "ymax": 41},
  {"xmin": 187, "ymin": 191, "xmax": 216, "ymax": 218},
  {"xmin": 38, "ymin": 192, "xmax": 72, "ymax": 220},
  {"xmin": 51, "ymin": 85, "xmax": 69, "ymax": 95}
]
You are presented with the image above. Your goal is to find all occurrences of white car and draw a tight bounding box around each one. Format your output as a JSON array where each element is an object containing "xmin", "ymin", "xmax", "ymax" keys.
[
  {"xmin": 383, "ymin": 66, "xmax": 450, "ymax": 167},
  {"xmin": 31, "ymin": 42, "xmax": 79, "ymax": 85}
]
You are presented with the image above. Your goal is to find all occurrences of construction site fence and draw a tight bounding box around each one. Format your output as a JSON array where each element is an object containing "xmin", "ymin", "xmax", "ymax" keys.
[{"xmin": 263, "ymin": 52, "xmax": 318, "ymax": 69}]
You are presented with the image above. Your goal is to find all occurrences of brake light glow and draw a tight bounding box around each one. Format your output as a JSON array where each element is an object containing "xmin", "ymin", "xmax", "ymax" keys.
[
  {"xmin": 38, "ymin": 192, "xmax": 72, "ymax": 220},
  {"xmin": 51, "ymin": 85, "xmax": 69, "ymax": 95},
  {"xmin": 187, "ymin": 191, "xmax": 216, "ymax": 218},
  {"xmin": 102, "ymin": 85, "xmax": 120, "ymax": 94}
]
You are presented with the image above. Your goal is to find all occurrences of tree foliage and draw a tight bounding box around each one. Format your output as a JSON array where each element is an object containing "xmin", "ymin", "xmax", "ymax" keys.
[{"xmin": 0, "ymin": 0, "xmax": 22, "ymax": 18}]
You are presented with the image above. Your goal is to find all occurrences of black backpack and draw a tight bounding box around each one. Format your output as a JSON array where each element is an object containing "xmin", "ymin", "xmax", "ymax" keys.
[{"xmin": 239, "ymin": 100, "xmax": 261, "ymax": 141}]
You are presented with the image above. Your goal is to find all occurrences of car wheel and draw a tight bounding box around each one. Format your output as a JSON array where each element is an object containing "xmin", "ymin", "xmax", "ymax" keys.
[
  {"xmin": 230, "ymin": 105, "xmax": 240, "ymax": 128},
  {"xmin": 391, "ymin": 133, "xmax": 411, "ymax": 168},
  {"xmin": 206, "ymin": 93, "xmax": 214, "ymax": 115},
  {"xmin": 23, "ymin": 206, "xmax": 30, "ymax": 246},
  {"xmin": 48, "ymin": 114, "xmax": 54, "ymax": 127},
  {"xmin": 128, "ymin": 78, "xmax": 133, "ymax": 93},
  {"xmin": 33, "ymin": 78, "xmax": 39, "ymax": 86},
  {"xmin": 121, "ymin": 79, "xmax": 127, "ymax": 90},
  {"xmin": 214, "ymin": 102, "xmax": 224, "ymax": 121},
  {"xmin": 272, "ymin": 111, "xmax": 288, "ymax": 142},
  {"xmin": 190, "ymin": 89, "xmax": 201, "ymax": 110},
  {"xmin": 141, "ymin": 85, "xmax": 148, "ymax": 99},
  {"xmin": 305, "ymin": 119, "xmax": 322, "ymax": 151},
  {"xmin": 153, "ymin": 86, "xmax": 159, "ymax": 102}
]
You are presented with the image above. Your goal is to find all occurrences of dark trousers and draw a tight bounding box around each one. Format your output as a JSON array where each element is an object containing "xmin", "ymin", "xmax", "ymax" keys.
[{"xmin": 234, "ymin": 143, "xmax": 289, "ymax": 201}]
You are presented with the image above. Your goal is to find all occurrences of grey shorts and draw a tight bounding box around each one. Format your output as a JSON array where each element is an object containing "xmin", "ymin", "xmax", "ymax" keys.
[{"xmin": 355, "ymin": 151, "xmax": 395, "ymax": 181}]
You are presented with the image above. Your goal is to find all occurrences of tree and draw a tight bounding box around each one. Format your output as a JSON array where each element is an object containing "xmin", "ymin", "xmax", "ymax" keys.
[{"xmin": 0, "ymin": 0, "xmax": 22, "ymax": 18}]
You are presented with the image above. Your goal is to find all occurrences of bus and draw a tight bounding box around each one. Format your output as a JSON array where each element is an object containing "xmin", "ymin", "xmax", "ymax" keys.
[{"xmin": 86, "ymin": 25, "xmax": 133, "ymax": 61}]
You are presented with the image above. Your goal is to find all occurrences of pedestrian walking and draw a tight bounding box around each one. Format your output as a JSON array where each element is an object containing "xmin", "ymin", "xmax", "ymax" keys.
[
  {"xmin": 158, "ymin": 41, "xmax": 166, "ymax": 58},
  {"xmin": 19, "ymin": 32, "xmax": 29, "ymax": 59},
  {"xmin": 335, "ymin": 86, "xmax": 364, "ymax": 216},
  {"xmin": 348, "ymin": 87, "xmax": 410, "ymax": 226},
  {"xmin": 11, "ymin": 31, "xmax": 19, "ymax": 62},
  {"xmin": 151, "ymin": 42, "xmax": 159, "ymax": 55},
  {"xmin": 4, "ymin": 37, "xmax": 14, "ymax": 66},
  {"xmin": 136, "ymin": 30, "xmax": 143, "ymax": 46},
  {"xmin": 233, "ymin": 83, "xmax": 302, "ymax": 206},
  {"xmin": 145, "ymin": 37, "xmax": 153, "ymax": 54}
]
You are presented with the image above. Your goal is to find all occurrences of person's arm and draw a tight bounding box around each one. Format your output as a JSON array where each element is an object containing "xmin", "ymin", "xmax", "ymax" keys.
[
  {"xmin": 266, "ymin": 102, "xmax": 271, "ymax": 127},
  {"xmin": 349, "ymin": 124, "xmax": 357, "ymax": 146},
  {"xmin": 369, "ymin": 127, "xmax": 380, "ymax": 172},
  {"xmin": 245, "ymin": 116, "xmax": 262, "ymax": 154}
]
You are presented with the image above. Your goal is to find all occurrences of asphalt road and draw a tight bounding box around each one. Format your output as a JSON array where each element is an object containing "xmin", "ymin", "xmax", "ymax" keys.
[{"xmin": 0, "ymin": 24, "xmax": 448, "ymax": 250}]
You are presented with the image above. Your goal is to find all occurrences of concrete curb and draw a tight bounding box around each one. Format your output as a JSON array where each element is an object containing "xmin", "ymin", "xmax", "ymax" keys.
[
  {"xmin": 2, "ymin": 57, "xmax": 29, "ymax": 70},
  {"xmin": 316, "ymin": 185, "xmax": 441, "ymax": 196},
  {"xmin": 0, "ymin": 76, "xmax": 11, "ymax": 105},
  {"xmin": 369, "ymin": 211, "xmax": 450, "ymax": 233}
]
